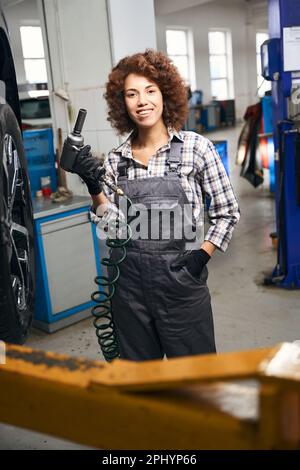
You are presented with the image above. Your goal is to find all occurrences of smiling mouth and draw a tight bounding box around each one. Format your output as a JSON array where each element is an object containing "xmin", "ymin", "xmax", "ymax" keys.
[{"xmin": 136, "ymin": 109, "xmax": 153, "ymax": 116}]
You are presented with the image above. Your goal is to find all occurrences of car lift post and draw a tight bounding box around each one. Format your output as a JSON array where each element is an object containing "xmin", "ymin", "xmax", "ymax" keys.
[{"xmin": 261, "ymin": 0, "xmax": 300, "ymax": 288}]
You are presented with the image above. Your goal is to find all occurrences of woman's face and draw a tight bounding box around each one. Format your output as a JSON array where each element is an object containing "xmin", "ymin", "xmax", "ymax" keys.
[{"xmin": 124, "ymin": 73, "xmax": 164, "ymax": 130}]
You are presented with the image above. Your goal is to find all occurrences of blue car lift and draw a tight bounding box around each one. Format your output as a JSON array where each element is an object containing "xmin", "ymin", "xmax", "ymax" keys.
[{"xmin": 261, "ymin": 0, "xmax": 300, "ymax": 288}]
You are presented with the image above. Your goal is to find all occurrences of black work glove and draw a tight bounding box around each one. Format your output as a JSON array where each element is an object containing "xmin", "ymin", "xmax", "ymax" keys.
[
  {"xmin": 184, "ymin": 249, "xmax": 211, "ymax": 278},
  {"xmin": 72, "ymin": 145, "xmax": 103, "ymax": 195}
]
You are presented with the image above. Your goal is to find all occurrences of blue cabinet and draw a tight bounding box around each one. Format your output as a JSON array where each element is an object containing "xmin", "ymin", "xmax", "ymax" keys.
[
  {"xmin": 23, "ymin": 128, "xmax": 57, "ymax": 197},
  {"xmin": 213, "ymin": 140, "xmax": 229, "ymax": 176},
  {"xmin": 33, "ymin": 197, "xmax": 102, "ymax": 332}
]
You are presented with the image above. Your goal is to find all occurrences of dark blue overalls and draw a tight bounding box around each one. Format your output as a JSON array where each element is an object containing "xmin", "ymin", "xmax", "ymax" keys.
[{"xmin": 109, "ymin": 140, "xmax": 216, "ymax": 360}]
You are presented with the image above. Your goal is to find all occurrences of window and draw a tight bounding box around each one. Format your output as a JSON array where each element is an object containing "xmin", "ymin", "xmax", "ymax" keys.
[
  {"xmin": 20, "ymin": 26, "xmax": 47, "ymax": 87},
  {"xmin": 166, "ymin": 28, "xmax": 196, "ymax": 89},
  {"xmin": 256, "ymin": 32, "xmax": 271, "ymax": 97},
  {"xmin": 208, "ymin": 30, "xmax": 234, "ymax": 100}
]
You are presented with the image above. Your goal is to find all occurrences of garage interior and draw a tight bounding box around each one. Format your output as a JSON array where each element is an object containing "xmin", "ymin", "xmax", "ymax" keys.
[{"xmin": 0, "ymin": 0, "xmax": 300, "ymax": 451}]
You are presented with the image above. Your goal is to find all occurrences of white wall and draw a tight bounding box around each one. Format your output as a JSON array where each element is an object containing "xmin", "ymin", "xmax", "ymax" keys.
[
  {"xmin": 155, "ymin": 0, "xmax": 268, "ymax": 120},
  {"xmin": 107, "ymin": 0, "xmax": 156, "ymax": 65},
  {"xmin": 2, "ymin": 0, "xmax": 268, "ymax": 127},
  {"xmin": 3, "ymin": 0, "xmax": 264, "ymax": 190},
  {"xmin": 39, "ymin": 0, "xmax": 157, "ymax": 195},
  {"xmin": 2, "ymin": 0, "xmax": 40, "ymax": 84},
  {"xmin": 38, "ymin": 0, "xmax": 116, "ymax": 195},
  {"xmin": 3, "ymin": 0, "xmax": 157, "ymax": 195}
]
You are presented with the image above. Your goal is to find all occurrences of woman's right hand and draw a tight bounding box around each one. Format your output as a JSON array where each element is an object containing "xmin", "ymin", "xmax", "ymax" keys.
[{"xmin": 72, "ymin": 145, "xmax": 103, "ymax": 195}]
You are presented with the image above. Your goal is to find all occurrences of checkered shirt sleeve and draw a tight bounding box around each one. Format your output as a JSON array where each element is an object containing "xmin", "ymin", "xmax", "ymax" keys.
[{"xmin": 194, "ymin": 138, "xmax": 240, "ymax": 252}]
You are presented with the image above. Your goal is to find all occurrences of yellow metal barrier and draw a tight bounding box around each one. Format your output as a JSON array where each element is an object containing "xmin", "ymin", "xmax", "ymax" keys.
[{"xmin": 0, "ymin": 342, "xmax": 300, "ymax": 449}]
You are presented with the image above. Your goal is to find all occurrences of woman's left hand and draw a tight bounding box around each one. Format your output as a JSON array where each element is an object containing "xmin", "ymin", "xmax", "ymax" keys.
[{"xmin": 185, "ymin": 249, "xmax": 211, "ymax": 277}]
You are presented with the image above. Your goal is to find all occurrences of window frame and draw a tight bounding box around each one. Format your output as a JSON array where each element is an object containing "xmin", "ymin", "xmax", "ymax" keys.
[
  {"xmin": 208, "ymin": 29, "xmax": 234, "ymax": 100},
  {"xmin": 166, "ymin": 26, "xmax": 196, "ymax": 90},
  {"xmin": 20, "ymin": 24, "xmax": 47, "ymax": 85}
]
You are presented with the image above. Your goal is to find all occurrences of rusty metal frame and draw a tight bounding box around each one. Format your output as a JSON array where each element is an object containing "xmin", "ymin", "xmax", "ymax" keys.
[{"xmin": 0, "ymin": 342, "xmax": 300, "ymax": 449}]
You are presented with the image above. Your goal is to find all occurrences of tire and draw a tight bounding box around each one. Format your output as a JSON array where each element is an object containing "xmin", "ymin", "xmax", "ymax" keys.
[{"xmin": 0, "ymin": 103, "xmax": 35, "ymax": 343}]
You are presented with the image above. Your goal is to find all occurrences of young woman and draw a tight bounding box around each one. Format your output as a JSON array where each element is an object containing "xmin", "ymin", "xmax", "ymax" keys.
[{"xmin": 72, "ymin": 49, "xmax": 240, "ymax": 361}]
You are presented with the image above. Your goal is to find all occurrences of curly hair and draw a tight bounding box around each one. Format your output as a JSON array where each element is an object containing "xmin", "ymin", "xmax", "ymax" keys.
[{"xmin": 104, "ymin": 49, "xmax": 188, "ymax": 135}]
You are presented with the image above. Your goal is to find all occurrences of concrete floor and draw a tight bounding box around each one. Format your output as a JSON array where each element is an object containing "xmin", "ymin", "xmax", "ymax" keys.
[{"xmin": 1, "ymin": 124, "xmax": 300, "ymax": 449}]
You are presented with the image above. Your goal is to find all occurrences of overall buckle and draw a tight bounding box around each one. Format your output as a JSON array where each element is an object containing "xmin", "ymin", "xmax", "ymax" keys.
[{"xmin": 167, "ymin": 157, "xmax": 181, "ymax": 173}]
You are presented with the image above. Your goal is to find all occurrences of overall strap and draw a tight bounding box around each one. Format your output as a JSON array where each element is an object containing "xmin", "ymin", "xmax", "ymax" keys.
[
  {"xmin": 117, "ymin": 140, "xmax": 183, "ymax": 179},
  {"xmin": 166, "ymin": 141, "xmax": 183, "ymax": 175},
  {"xmin": 117, "ymin": 157, "xmax": 130, "ymax": 180}
]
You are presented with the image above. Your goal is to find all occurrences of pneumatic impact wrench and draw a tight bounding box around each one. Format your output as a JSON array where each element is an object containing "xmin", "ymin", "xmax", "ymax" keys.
[{"xmin": 60, "ymin": 108, "xmax": 123, "ymax": 196}]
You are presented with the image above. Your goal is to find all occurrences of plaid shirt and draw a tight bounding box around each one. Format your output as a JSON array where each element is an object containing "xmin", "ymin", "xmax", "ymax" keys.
[{"xmin": 91, "ymin": 128, "xmax": 240, "ymax": 252}]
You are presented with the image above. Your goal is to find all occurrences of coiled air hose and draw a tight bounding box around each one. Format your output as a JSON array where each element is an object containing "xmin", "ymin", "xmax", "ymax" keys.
[
  {"xmin": 91, "ymin": 194, "xmax": 133, "ymax": 362},
  {"xmin": 59, "ymin": 107, "xmax": 132, "ymax": 361}
]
